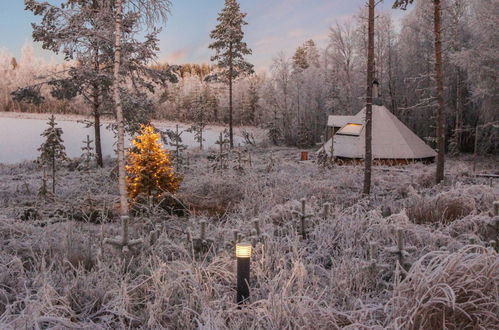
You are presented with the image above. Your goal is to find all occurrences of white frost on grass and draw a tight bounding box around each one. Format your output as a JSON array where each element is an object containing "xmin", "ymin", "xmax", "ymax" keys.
[{"xmin": 0, "ymin": 147, "xmax": 497, "ymax": 329}]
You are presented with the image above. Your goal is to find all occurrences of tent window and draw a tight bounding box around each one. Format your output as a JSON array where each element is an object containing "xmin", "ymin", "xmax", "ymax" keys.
[{"xmin": 336, "ymin": 123, "xmax": 363, "ymax": 136}]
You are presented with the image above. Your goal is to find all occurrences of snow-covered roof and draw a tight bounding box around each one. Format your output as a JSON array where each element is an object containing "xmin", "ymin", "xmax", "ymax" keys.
[
  {"xmin": 321, "ymin": 105, "xmax": 437, "ymax": 160},
  {"xmin": 327, "ymin": 115, "xmax": 357, "ymax": 128}
]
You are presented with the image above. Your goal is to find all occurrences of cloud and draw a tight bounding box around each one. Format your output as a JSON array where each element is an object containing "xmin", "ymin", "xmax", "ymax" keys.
[{"xmin": 161, "ymin": 49, "xmax": 187, "ymax": 64}]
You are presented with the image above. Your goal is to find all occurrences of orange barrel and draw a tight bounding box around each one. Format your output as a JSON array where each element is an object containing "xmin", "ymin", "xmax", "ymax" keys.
[{"xmin": 301, "ymin": 151, "xmax": 309, "ymax": 161}]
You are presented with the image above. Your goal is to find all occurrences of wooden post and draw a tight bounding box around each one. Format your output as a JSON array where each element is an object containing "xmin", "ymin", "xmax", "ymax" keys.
[
  {"xmin": 104, "ymin": 215, "xmax": 143, "ymax": 255},
  {"xmin": 200, "ymin": 220, "xmax": 206, "ymax": 242}
]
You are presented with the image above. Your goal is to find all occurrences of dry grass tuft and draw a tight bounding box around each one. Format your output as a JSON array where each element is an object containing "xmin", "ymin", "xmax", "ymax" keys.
[
  {"xmin": 406, "ymin": 191, "xmax": 476, "ymax": 225},
  {"xmin": 387, "ymin": 245, "xmax": 499, "ymax": 329}
]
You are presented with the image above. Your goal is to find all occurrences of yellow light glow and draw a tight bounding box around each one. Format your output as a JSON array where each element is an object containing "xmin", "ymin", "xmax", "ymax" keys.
[{"xmin": 236, "ymin": 243, "xmax": 252, "ymax": 258}]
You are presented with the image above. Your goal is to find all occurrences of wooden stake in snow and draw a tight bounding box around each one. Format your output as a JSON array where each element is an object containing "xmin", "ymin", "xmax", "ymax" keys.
[
  {"xmin": 292, "ymin": 198, "xmax": 313, "ymax": 239},
  {"xmin": 322, "ymin": 203, "xmax": 331, "ymax": 220},
  {"xmin": 386, "ymin": 228, "xmax": 416, "ymax": 274},
  {"xmin": 190, "ymin": 220, "xmax": 213, "ymax": 254},
  {"xmin": 487, "ymin": 202, "xmax": 499, "ymax": 251},
  {"xmin": 104, "ymin": 216, "xmax": 142, "ymax": 255}
]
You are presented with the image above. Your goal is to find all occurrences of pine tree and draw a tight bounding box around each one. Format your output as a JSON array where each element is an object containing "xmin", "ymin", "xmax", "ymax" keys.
[
  {"xmin": 126, "ymin": 125, "xmax": 181, "ymax": 201},
  {"xmin": 292, "ymin": 46, "xmax": 309, "ymax": 72},
  {"xmin": 209, "ymin": 0, "xmax": 253, "ymax": 148},
  {"xmin": 38, "ymin": 115, "xmax": 67, "ymax": 194}
]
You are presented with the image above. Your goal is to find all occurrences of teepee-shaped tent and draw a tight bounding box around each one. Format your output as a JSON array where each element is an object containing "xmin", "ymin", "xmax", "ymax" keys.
[{"xmin": 321, "ymin": 105, "xmax": 436, "ymax": 162}]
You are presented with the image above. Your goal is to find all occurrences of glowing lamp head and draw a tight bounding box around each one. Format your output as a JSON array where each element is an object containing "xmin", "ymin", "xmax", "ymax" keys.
[{"xmin": 236, "ymin": 242, "xmax": 252, "ymax": 258}]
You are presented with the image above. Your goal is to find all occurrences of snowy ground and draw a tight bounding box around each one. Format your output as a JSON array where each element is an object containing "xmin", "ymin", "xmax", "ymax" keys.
[
  {"xmin": 0, "ymin": 146, "xmax": 498, "ymax": 329},
  {"xmin": 0, "ymin": 112, "xmax": 265, "ymax": 164}
]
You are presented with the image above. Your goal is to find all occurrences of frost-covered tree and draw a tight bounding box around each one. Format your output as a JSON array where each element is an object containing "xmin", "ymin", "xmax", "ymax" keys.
[
  {"xmin": 38, "ymin": 115, "xmax": 67, "ymax": 194},
  {"xmin": 209, "ymin": 0, "xmax": 253, "ymax": 148},
  {"xmin": 15, "ymin": 0, "xmax": 178, "ymax": 169},
  {"xmin": 328, "ymin": 22, "xmax": 360, "ymax": 112},
  {"xmin": 453, "ymin": 0, "xmax": 499, "ymax": 154},
  {"xmin": 394, "ymin": 0, "xmax": 446, "ymax": 183}
]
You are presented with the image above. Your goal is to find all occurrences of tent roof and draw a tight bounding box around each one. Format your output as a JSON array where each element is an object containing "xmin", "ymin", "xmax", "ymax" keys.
[
  {"xmin": 321, "ymin": 105, "xmax": 437, "ymax": 160},
  {"xmin": 327, "ymin": 115, "xmax": 358, "ymax": 128}
]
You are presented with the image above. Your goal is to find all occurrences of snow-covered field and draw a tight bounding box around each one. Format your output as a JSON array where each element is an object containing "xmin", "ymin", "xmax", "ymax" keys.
[
  {"xmin": 0, "ymin": 147, "xmax": 498, "ymax": 329},
  {"xmin": 0, "ymin": 112, "xmax": 260, "ymax": 164}
]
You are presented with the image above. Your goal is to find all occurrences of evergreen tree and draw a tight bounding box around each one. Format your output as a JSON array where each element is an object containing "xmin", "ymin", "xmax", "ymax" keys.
[
  {"xmin": 10, "ymin": 57, "xmax": 18, "ymax": 70},
  {"xmin": 161, "ymin": 124, "xmax": 187, "ymax": 172},
  {"xmin": 292, "ymin": 46, "xmax": 309, "ymax": 72},
  {"xmin": 188, "ymin": 94, "xmax": 206, "ymax": 150},
  {"xmin": 126, "ymin": 125, "xmax": 181, "ymax": 201},
  {"xmin": 80, "ymin": 134, "xmax": 95, "ymax": 170},
  {"xmin": 38, "ymin": 115, "xmax": 67, "ymax": 194},
  {"xmin": 242, "ymin": 77, "xmax": 260, "ymax": 124},
  {"xmin": 209, "ymin": 0, "xmax": 253, "ymax": 148}
]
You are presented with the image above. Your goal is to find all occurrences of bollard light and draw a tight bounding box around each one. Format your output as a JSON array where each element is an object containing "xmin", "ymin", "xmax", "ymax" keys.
[{"xmin": 235, "ymin": 242, "xmax": 252, "ymax": 304}]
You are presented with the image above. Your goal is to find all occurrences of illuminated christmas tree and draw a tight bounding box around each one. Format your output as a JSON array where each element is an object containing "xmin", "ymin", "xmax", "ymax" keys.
[{"xmin": 126, "ymin": 125, "xmax": 181, "ymax": 201}]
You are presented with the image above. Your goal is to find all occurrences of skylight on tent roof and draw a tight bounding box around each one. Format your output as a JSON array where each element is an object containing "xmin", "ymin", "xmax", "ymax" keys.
[{"xmin": 336, "ymin": 123, "xmax": 363, "ymax": 136}]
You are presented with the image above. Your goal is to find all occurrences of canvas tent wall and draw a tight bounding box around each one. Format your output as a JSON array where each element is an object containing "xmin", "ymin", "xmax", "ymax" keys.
[{"xmin": 321, "ymin": 105, "xmax": 436, "ymax": 161}]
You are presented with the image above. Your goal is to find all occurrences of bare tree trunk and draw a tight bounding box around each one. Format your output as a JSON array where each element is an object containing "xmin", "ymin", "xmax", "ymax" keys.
[
  {"xmin": 455, "ymin": 69, "xmax": 462, "ymax": 152},
  {"xmin": 93, "ymin": 54, "xmax": 103, "ymax": 167},
  {"xmin": 94, "ymin": 109, "xmax": 103, "ymax": 167},
  {"xmin": 363, "ymin": 0, "xmax": 375, "ymax": 195},
  {"xmin": 113, "ymin": 0, "xmax": 128, "ymax": 216},
  {"xmin": 229, "ymin": 42, "xmax": 234, "ymax": 148},
  {"xmin": 52, "ymin": 153, "xmax": 56, "ymax": 195},
  {"xmin": 472, "ymin": 124, "xmax": 479, "ymax": 173},
  {"xmin": 434, "ymin": 0, "xmax": 445, "ymax": 184},
  {"xmin": 92, "ymin": 0, "xmax": 103, "ymax": 168}
]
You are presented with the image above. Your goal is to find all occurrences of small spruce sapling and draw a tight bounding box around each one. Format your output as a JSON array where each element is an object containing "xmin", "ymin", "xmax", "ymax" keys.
[
  {"xmin": 187, "ymin": 96, "xmax": 206, "ymax": 150},
  {"xmin": 38, "ymin": 115, "xmax": 67, "ymax": 195},
  {"xmin": 80, "ymin": 135, "xmax": 95, "ymax": 170},
  {"xmin": 162, "ymin": 124, "xmax": 187, "ymax": 172}
]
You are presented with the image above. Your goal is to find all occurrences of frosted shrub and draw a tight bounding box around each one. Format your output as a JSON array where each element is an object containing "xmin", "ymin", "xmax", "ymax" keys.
[{"xmin": 387, "ymin": 246, "xmax": 499, "ymax": 329}]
